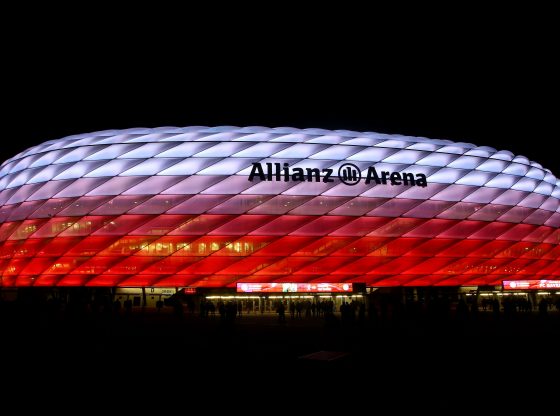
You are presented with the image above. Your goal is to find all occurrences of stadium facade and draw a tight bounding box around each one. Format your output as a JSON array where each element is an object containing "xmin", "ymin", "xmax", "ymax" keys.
[{"xmin": 0, "ymin": 127, "xmax": 558, "ymax": 304}]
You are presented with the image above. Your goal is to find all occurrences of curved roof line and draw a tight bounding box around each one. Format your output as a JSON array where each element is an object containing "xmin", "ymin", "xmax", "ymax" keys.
[{"xmin": 1, "ymin": 126, "xmax": 556, "ymax": 182}]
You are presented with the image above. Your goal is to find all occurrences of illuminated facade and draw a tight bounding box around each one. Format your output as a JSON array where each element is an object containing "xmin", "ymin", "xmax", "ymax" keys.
[{"xmin": 0, "ymin": 126, "xmax": 558, "ymax": 288}]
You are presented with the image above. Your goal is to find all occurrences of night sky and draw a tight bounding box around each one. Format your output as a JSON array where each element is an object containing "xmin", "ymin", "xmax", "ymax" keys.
[{"xmin": 3, "ymin": 59, "xmax": 558, "ymax": 177}]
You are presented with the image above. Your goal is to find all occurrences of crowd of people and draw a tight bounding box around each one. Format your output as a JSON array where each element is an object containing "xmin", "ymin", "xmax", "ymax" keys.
[{"xmin": 1, "ymin": 289, "xmax": 559, "ymax": 328}]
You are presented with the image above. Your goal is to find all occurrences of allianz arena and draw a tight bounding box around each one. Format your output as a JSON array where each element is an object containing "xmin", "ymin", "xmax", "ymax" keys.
[{"xmin": 0, "ymin": 126, "xmax": 558, "ymax": 291}]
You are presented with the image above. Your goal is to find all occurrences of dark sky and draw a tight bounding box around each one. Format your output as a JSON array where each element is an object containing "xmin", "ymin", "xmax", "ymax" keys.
[{"xmin": 3, "ymin": 49, "xmax": 559, "ymax": 177}]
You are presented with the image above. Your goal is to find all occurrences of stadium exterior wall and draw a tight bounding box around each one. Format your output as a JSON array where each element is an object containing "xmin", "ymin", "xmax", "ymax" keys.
[{"xmin": 0, "ymin": 126, "xmax": 558, "ymax": 289}]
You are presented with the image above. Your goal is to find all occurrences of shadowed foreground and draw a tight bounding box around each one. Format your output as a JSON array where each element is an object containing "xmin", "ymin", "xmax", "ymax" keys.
[{"xmin": 1, "ymin": 303, "xmax": 558, "ymax": 412}]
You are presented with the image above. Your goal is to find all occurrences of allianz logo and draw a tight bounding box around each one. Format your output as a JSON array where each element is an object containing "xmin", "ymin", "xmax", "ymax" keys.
[{"xmin": 248, "ymin": 162, "xmax": 428, "ymax": 187}]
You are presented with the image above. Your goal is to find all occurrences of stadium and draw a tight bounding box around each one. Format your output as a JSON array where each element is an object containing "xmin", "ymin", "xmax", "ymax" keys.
[{"xmin": 0, "ymin": 126, "xmax": 558, "ymax": 308}]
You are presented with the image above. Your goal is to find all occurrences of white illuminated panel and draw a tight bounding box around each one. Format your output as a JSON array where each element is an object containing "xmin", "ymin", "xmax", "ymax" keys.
[
  {"xmin": 157, "ymin": 158, "xmax": 219, "ymax": 175},
  {"xmin": 155, "ymin": 142, "xmax": 213, "ymax": 158},
  {"xmin": 197, "ymin": 158, "xmax": 257, "ymax": 175},
  {"xmin": 416, "ymin": 153, "xmax": 458, "ymax": 167},
  {"xmin": 383, "ymin": 150, "xmax": 426, "ymax": 164},
  {"xmin": 512, "ymin": 177, "xmax": 538, "ymax": 192},
  {"xmin": 272, "ymin": 143, "xmax": 327, "ymax": 159},
  {"xmin": 119, "ymin": 158, "xmax": 181, "ymax": 176},
  {"xmin": 435, "ymin": 145, "xmax": 466, "ymax": 155},
  {"xmin": 377, "ymin": 139, "xmax": 408, "ymax": 149},
  {"xmin": 348, "ymin": 147, "xmax": 397, "ymax": 162},
  {"xmin": 406, "ymin": 142, "xmax": 440, "ymax": 151},
  {"xmin": 447, "ymin": 156, "xmax": 483, "ymax": 170},
  {"xmin": 6, "ymin": 170, "xmax": 36, "ymax": 189},
  {"xmin": 476, "ymin": 159, "xmax": 508, "ymax": 173},
  {"xmin": 233, "ymin": 142, "xmax": 290, "ymax": 157},
  {"xmin": 485, "ymin": 174, "xmax": 519, "ymax": 189},
  {"xmin": 456, "ymin": 171, "xmax": 496, "ymax": 186},
  {"xmin": 53, "ymin": 161, "xmax": 105, "ymax": 180},
  {"xmin": 54, "ymin": 146, "xmax": 104, "ymax": 164},
  {"xmin": 85, "ymin": 144, "xmax": 140, "ymax": 161},
  {"xmin": 534, "ymin": 181, "xmax": 554, "ymax": 196},
  {"xmin": 428, "ymin": 168, "xmax": 468, "ymax": 184},
  {"xmin": 526, "ymin": 167, "xmax": 545, "ymax": 180},
  {"xmin": 543, "ymin": 172, "xmax": 557, "ymax": 185},
  {"xmin": 27, "ymin": 164, "xmax": 71, "ymax": 184},
  {"xmin": 237, "ymin": 282, "xmax": 353, "ymax": 293},
  {"xmin": 85, "ymin": 159, "xmax": 140, "ymax": 178},
  {"xmin": 193, "ymin": 142, "xmax": 252, "ymax": 157},
  {"xmin": 10, "ymin": 156, "xmax": 38, "ymax": 173},
  {"xmin": 118, "ymin": 143, "xmax": 175, "ymax": 159},
  {"xmin": 29, "ymin": 150, "xmax": 70, "ymax": 168},
  {"xmin": 309, "ymin": 145, "xmax": 363, "ymax": 160},
  {"xmin": 503, "ymin": 280, "xmax": 560, "ymax": 290},
  {"xmin": 465, "ymin": 148, "xmax": 493, "ymax": 157},
  {"xmin": 489, "ymin": 150, "xmax": 514, "ymax": 161},
  {"xmin": 503, "ymin": 163, "xmax": 529, "ymax": 176}
]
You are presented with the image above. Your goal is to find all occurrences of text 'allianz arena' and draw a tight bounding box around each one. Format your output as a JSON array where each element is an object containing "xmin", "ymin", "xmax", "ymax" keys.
[{"xmin": 0, "ymin": 126, "xmax": 558, "ymax": 288}]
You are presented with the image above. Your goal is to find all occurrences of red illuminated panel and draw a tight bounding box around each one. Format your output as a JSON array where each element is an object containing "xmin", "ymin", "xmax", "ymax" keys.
[
  {"xmin": 290, "ymin": 216, "xmax": 354, "ymax": 236},
  {"xmin": 106, "ymin": 256, "xmax": 161, "ymax": 274},
  {"xmin": 87, "ymin": 275, "xmax": 127, "ymax": 286},
  {"xmin": 334, "ymin": 257, "xmax": 393, "ymax": 274},
  {"xmin": 294, "ymin": 257, "xmax": 354, "ymax": 275},
  {"xmin": 179, "ymin": 256, "xmax": 242, "ymax": 274},
  {"xmin": 59, "ymin": 216, "xmax": 115, "ymax": 237},
  {"xmin": 3, "ymin": 258, "xmax": 30, "ymax": 275},
  {"xmin": 212, "ymin": 236, "xmax": 273, "ymax": 256},
  {"xmin": 20, "ymin": 257, "xmax": 55, "ymax": 275},
  {"xmin": 135, "ymin": 236, "xmax": 198, "ymax": 256},
  {"xmin": 128, "ymin": 215, "xmax": 193, "ymax": 235},
  {"xmin": 64, "ymin": 236, "xmax": 120, "ymax": 256},
  {"xmin": 330, "ymin": 237, "xmax": 390, "ymax": 256},
  {"xmin": 153, "ymin": 275, "xmax": 199, "ymax": 287},
  {"xmin": 37, "ymin": 237, "xmax": 84, "ymax": 257},
  {"xmin": 330, "ymin": 217, "xmax": 391, "ymax": 236},
  {"xmin": 237, "ymin": 282, "xmax": 353, "ymax": 293},
  {"xmin": 253, "ymin": 257, "xmax": 318, "ymax": 275},
  {"xmin": 56, "ymin": 275, "xmax": 89, "ymax": 286},
  {"xmin": 368, "ymin": 238, "xmax": 422, "ymax": 257},
  {"xmin": 71, "ymin": 256, "xmax": 123, "ymax": 274},
  {"xmin": 0, "ymin": 222, "xmax": 23, "ymax": 241},
  {"xmin": 11, "ymin": 239, "xmax": 50, "ymax": 258},
  {"xmin": 168, "ymin": 215, "xmax": 234, "ymax": 235},
  {"xmin": 503, "ymin": 280, "xmax": 560, "ymax": 290},
  {"xmin": 97, "ymin": 236, "xmax": 159, "ymax": 256},
  {"xmin": 139, "ymin": 256, "xmax": 203, "ymax": 274},
  {"xmin": 171, "ymin": 236, "xmax": 235, "ymax": 256},
  {"xmin": 250, "ymin": 215, "xmax": 312, "ymax": 236},
  {"xmin": 220, "ymin": 256, "xmax": 280, "ymax": 275},
  {"xmin": 42, "ymin": 257, "xmax": 89, "ymax": 274},
  {"xmin": 92, "ymin": 215, "xmax": 153, "ymax": 236},
  {"xmin": 523, "ymin": 226, "xmax": 554, "ymax": 242},
  {"xmin": 291, "ymin": 237, "xmax": 357, "ymax": 257},
  {"xmin": 118, "ymin": 275, "xmax": 160, "ymax": 287},
  {"xmin": 252, "ymin": 236, "xmax": 316, "ymax": 256},
  {"xmin": 8, "ymin": 219, "xmax": 49, "ymax": 240},
  {"xmin": 33, "ymin": 275, "xmax": 62, "ymax": 286},
  {"xmin": 208, "ymin": 215, "xmax": 274, "ymax": 235},
  {"xmin": 405, "ymin": 239, "xmax": 456, "ymax": 257}
]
